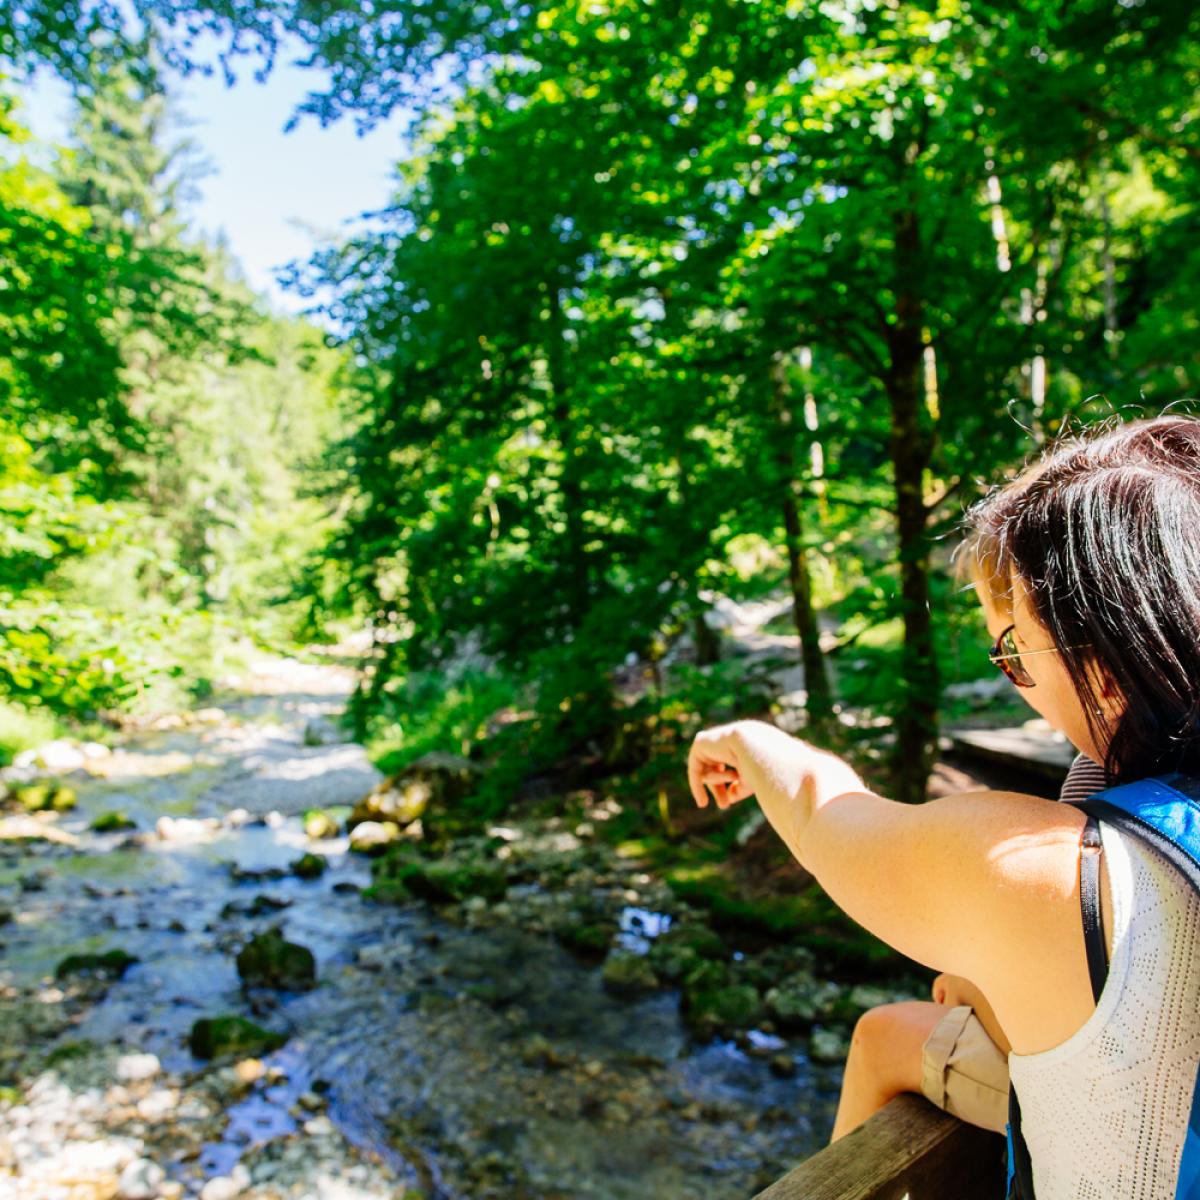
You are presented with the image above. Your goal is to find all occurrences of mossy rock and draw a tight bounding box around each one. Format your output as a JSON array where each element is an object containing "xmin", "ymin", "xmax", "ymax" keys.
[
  {"xmin": 90, "ymin": 811, "xmax": 136, "ymax": 832},
  {"xmin": 556, "ymin": 921, "xmax": 614, "ymax": 959},
  {"xmin": 45, "ymin": 1039, "xmax": 97, "ymax": 1066},
  {"xmin": 646, "ymin": 925, "xmax": 726, "ymax": 983},
  {"xmin": 679, "ymin": 959, "xmax": 763, "ymax": 1038},
  {"xmin": 359, "ymin": 880, "xmax": 413, "ymax": 905},
  {"xmin": 55, "ymin": 949, "xmax": 139, "ymax": 981},
  {"xmin": 404, "ymin": 858, "xmax": 507, "ymax": 904},
  {"xmin": 349, "ymin": 752, "xmax": 481, "ymax": 833},
  {"xmin": 189, "ymin": 1015, "xmax": 288, "ymax": 1060},
  {"xmin": 369, "ymin": 847, "xmax": 426, "ymax": 884},
  {"xmin": 220, "ymin": 894, "xmax": 291, "ymax": 919},
  {"xmin": 681, "ymin": 980, "xmax": 764, "ymax": 1040},
  {"xmin": 764, "ymin": 974, "xmax": 845, "ymax": 1030},
  {"xmin": 235, "ymin": 928, "xmax": 316, "ymax": 991},
  {"xmin": 601, "ymin": 950, "xmax": 660, "ymax": 997},
  {"xmin": 290, "ymin": 852, "xmax": 327, "ymax": 880},
  {"xmin": 809, "ymin": 1024, "xmax": 851, "ymax": 1064},
  {"xmin": 303, "ymin": 811, "xmax": 341, "ymax": 840},
  {"xmin": 9, "ymin": 782, "xmax": 77, "ymax": 814}
]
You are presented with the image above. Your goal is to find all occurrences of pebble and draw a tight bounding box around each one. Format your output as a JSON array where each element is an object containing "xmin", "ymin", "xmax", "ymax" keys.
[
  {"xmin": 117, "ymin": 1157, "xmax": 165, "ymax": 1199},
  {"xmin": 14, "ymin": 740, "xmax": 86, "ymax": 772},
  {"xmin": 116, "ymin": 1053, "xmax": 161, "ymax": 1083},
  {"xmin": 155, "ymin": 816, "xmax": 221, "ymax": 842},
  {"xmin": 199, "ymin": 1164, "xmax": 250, "ymax": 1200},
  {"xmin": 137, "ymin": 1089, "xmax": 178, "ymax": 1121},
  {"xmin": 234, "ymin": 1058, "xmax": 265, "ymax": 1085}
]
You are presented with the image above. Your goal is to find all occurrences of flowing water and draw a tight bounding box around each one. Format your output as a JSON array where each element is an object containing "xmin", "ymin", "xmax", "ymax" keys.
[{"xmin": 0, "ymin": 655, "xmax": 843, "ymax": 1199}]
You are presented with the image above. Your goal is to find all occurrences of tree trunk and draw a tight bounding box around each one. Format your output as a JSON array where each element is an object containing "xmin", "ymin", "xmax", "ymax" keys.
[
  {"xmin": 887, "ymin": 208, "xmax": 938, "ymax": 804},
  {"xmin": 692, "ymin": 611, "xmax": 721, "ymax": 666},
  {"xmin": 770, "ymin": 353, "xmax": 834, "ymax": 726}
]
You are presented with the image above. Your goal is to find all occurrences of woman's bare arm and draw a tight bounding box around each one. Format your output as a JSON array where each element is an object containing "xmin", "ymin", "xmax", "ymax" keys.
[{"xmin": 687, "ymin": 721, "xmax": 1095, "ymax": 1056}]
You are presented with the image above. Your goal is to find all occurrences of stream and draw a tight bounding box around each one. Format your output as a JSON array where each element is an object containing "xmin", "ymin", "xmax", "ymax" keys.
[{"xmin": 0, "ymin": 655, "xmax": 843, "ymax": 1200}]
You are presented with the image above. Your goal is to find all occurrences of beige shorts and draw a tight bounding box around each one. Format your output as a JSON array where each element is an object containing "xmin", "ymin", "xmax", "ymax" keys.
[{"xmin": 919, "ymin": 1004, "xmax": 1009, "ymax": 1135}]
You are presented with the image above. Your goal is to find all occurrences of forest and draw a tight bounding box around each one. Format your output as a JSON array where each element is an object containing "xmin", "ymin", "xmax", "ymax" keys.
[
  {"xmin": 2, "ymin": 1, "xmax": 1199, "ymax": 1197},
  {"xmin": 6, "ymin": 0, "xmax": 1200, "ymax": 800}
]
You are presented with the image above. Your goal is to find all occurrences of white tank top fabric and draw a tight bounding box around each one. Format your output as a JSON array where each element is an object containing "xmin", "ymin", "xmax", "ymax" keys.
[{"xmin": 1007, "ymin": 817, "xmax": 1200, "ymax": 1199}]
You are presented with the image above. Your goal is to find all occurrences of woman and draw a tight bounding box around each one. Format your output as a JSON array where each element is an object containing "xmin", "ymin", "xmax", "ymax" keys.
[{"xmin": 687, "ymin": 414, "xmax": 1200, "ymax": 1198}]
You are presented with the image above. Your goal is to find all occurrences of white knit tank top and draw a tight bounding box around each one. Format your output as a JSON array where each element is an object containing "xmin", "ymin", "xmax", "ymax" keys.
[{"xmin": 1008, "ymin": 820, "xmax": 1200, "ymax": 1199}]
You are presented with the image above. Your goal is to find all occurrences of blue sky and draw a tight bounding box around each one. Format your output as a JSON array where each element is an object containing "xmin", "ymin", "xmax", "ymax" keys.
[{"xmin": 23, "ymin": 46, "xmax": 414, "ymax": 317}]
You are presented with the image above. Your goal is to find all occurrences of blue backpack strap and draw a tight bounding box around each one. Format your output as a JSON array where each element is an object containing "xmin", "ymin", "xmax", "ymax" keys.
[
  {"xmin": 1070, "ymin": 774, "xmax": 1200, "ymax": 1200},
  {"xmin": 1072, "ymin": 773, "xmax": 1200, "ymax": 886}
]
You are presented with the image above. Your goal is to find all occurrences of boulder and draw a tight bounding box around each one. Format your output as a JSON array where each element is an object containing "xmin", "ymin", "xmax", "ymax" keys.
[
  {"xmin": 646, "ymin": 925, "xmax": 725, "ymax": 983},
  {"xmin": 235, "ymin": 929, "xmax": 316, "ymax": 991},
  {"xmin": 349, "ymin": 779, "xmax": 431, "ymax": 830},
  {"xmin": 682, "ymin": 980, "xmax": 763, "ymax": 1040},
  {"xmin": 809, "ymin": 1025, "xmax": 851, "ymax": 1064},
  {"xmin": 348, "ymin": 752, "xmax": 480, "ymax": 832},
  {"xmin": 556, "ymin": 921, "xmax": 614, "ymax": 959},
  {"xmin": 303, "ymin": 810, "xmax": 340, "ymax": 840},
  {"xmin": 91, "ymin": 811, "xmax": 137, "ymax": 832},
  {"xmin": 189, "ymin": 1015, "xmax": 287, "ymax": 1060},
  {"xmin": 764, "ymin": 974, "xmax": 844, "ymax": 1030},
  {"xmin": 220, "ymin": 894, "xmax": 291, "ymax": 919},
  {"xmin": 14, "ymin": 740, "xmax": 86, "ymax": 773},
  {"xmin": 680, "ymin": 960, "xmax": 763, "ymax": 1039},
  {"xmin": 290, "ymin": 852, "xmax": 327, "ymax": 880},
  {"xmin": 156, "ymin": 816, "xmax": 220, "ymax": 842},
  {"xmin": 7, "ymin": 781, "xmax": 77, "ymax": 813},
  {"xmin": 55, "ymin": 949, "xmax": 139, "ymax": 980},
  {"xmin": 349, "ymin": 820, "xmax": 402, "ymax": 855},
  {"xmin": 601, "ymin": 951, "xmax": 659, "ymax": 997}
]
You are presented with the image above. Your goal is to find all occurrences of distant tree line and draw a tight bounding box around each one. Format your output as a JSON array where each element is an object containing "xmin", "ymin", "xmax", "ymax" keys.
[{"xmin": 0, "ymin": 42, "xmax": 345, "ymax": 745}]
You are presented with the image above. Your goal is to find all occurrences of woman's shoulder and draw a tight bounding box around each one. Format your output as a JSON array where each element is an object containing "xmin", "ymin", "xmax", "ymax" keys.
[{"xmin": 805, "ymin": 787, "xmax": 1096, "ymax": 1051}]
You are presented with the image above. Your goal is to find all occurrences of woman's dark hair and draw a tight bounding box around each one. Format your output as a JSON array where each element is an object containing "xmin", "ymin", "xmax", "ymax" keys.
[{"xmin": 960, "ymin": 413, "xmax": 1200, "ymax": 784}]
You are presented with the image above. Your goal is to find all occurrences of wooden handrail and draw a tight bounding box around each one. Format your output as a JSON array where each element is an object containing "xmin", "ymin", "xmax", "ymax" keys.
[{"xmin": 753, "ymin": 1094, "xmax": 1006, "ymax": 1200}]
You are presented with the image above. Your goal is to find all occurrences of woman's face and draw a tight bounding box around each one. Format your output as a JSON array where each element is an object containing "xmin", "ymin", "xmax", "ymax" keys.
[{"xmin": 974, "ymin": 572, "xmax": 1119, "ymax": 765}]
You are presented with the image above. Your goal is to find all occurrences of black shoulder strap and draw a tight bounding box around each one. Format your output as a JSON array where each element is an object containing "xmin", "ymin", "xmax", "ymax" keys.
[
  {"xmin": 1007, "ymin": 1087, "xmax": 1036, "ymax": 1199},
  {"xmin": 1007, "ymin": 814, "xmax": 1110, "ymax": 1198},
  {"xmin": 1080, "ymin": 815, "xmax": 1108, "ymax": 1004}
]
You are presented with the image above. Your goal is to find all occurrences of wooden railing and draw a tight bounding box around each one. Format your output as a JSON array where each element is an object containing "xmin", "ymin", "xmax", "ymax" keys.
[{"xmin": 753, "ymin": 1094, "xmax": 1007, "ymax": 1200}]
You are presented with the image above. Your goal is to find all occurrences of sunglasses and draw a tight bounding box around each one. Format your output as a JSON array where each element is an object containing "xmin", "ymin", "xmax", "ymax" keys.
[{"xmin": 988, "ymin": 623, "xmax": 1061, "ymax": 689}]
